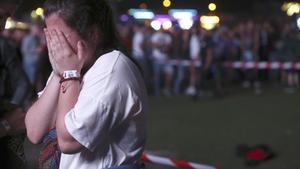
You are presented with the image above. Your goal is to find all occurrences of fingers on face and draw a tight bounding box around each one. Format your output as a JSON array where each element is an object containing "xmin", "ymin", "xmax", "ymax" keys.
[
  {"xmin": 50, "ymin": 29, "xmax": 60, "ymax": 50},
  {"xmin": 44, "ymin": 29, "xmax": 54, "ymax": 58},
  {"xmin": 57, "ymin": 30, "xmax": 72, "ymax": 51},
  {"xmin": 51, "ymin": 29, "xmax": 74, "ymax": 58},
  {"xmin": 44, "ymin": 29, "xmax": 51, "ymax": 51},
  {"xmin": 44, "ymin": 29, "xmax": 59, "ymax": 68}
]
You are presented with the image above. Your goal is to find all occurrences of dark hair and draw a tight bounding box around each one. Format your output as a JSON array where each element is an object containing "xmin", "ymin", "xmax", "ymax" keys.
[
  {"xmin": 43, "ymin": 0, "xmax": 143, "ymax": 73},
  {"xmin": 43, "ymin": 0, "xmax": 118, "ymax": 56}
]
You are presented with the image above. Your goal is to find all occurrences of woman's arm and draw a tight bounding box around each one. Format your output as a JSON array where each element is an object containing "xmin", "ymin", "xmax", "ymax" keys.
[
  {"xmin": 43, "ymin": 29, "xmax": 86, "ymax": 153},
  {"xmin": 56, "ymin": 80, "xmax": 84, "ymax": 154},
  {"xmin": 25, "ymin": 74, "xmax": 61, "ymax": 144}
]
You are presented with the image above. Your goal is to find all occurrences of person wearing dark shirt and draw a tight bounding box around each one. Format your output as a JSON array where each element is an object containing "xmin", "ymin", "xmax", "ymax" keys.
[
  {"xmin": 173, "ymin": 28, "xmax": 189, "ymax": 94},
  {"xmin": 201, "ymin": 30, "xmax": 223, "ymax": 96}
]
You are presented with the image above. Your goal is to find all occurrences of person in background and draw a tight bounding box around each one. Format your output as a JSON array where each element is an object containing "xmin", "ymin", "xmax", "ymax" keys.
[
  {"xmin": 0, "ymin": 1, "xmax": 31, "ymax": 168},
  {"xmin": 132, "ymin": 23, "xmax": 150, "ymax": 86},
  {"xmin": 201, "ymin": 29, "xmax": 224, "ymax": 96},
  {"xmin": 132, "ymin": 24, "xmax": 145, "ymax": 63},
  {"xmin": 2, "ymin": 22, "xmax": 29, "ymax": 62},
  {"xmin": 258, "ymin": 22, "xmax": 273, "ymax": 82},
  {"xmin": 240, "ymin": 21, "xmax": 261, "ymax": 94},
  {"xmin": 281, "ymin": 26, "xmax": 299, "ymax": 93},
  {"xmin": 151, "ymin": 28, "xmax": 173, "ymax": 96},
  {"xmin": 186, "ymin": 26, "xmax": 201, "ymax": 98},
  {"xmin": 269, "ymin": 39, "xmax": 286, "ymax": 83},
  {"xmin": 172, "ymin": 27, "xmax": 189, "ymax": 95},
  {"xmin": 143, "ymin": 25, "xmax": 154, "ymax": 91},
  {"xmin": 21, "ymin": 23, "xmax": 43, "ymax": 86}
]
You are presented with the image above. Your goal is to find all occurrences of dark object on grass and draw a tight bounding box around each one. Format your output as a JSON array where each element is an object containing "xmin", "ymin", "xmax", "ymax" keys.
[{"xmin": 236, "ymin": 144, "xmax": 276, "ymax": 166}]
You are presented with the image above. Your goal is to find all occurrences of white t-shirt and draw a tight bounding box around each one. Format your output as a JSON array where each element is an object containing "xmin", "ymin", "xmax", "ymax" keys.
[
  {"xmin": 151, "ymin": 31, "xmax": 171, "ymax": 62},
  {"xmin": 189, "ymin": 34, "xmax": 201, "ymax": 60},
  {"xmin": 41, "ymin": 50, "xmax": 148, "ymax": 169},
  {"xmin": 132, "ymin": 31, "xmax": 144, "ymax": 58}
]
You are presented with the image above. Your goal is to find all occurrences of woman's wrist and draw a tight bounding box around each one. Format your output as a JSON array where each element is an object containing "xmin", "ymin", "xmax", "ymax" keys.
[{"xmin": 52, "ymin": 73, "xmax": 62, "ymax": 83}]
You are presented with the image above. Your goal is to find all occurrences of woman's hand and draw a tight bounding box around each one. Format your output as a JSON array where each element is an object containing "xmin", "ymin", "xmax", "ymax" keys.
[{"xmin": 44, "ymin": 29, "xmax": 85, "ymax": 76}]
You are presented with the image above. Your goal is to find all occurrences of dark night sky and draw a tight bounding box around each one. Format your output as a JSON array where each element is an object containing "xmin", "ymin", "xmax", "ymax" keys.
[
  {"xmin": 115, "ymin": 0, "xmax": 286, "ymax": 13},
  {"xmin": 7, "ymin": 0, "xmax": 288, "ymax": 17}
]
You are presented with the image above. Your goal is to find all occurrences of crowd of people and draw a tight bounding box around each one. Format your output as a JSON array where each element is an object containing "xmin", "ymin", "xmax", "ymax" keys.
[
  {"xmin": 1, "ymin": 16, "xmax": 300, "ymax": 99},
  {"xmin": 119, "ymin": 19, "xmax": 300, "ymax": 97}
]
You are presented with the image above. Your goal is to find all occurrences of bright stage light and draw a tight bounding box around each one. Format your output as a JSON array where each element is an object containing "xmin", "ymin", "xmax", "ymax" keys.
[
  {"xmin": 282, "ymin": 2, "xmax": 300, "ymax": 16},
  {"xmin": 163, "ymin": 0, "xmax": 171, "ymax": 8},
  {"xmin": 162, "ymin": 20, "xmax": 172, "ymax": 30},
  {"xmin": 151, "ymin": 20, "xmax": 162, "ymax": 31},
  {"xmin": 36, "ymin": 7, "xmax": 44, "ymax": 16},
  {"xmin": 208, "ymin": 3, "xmax": 217, "ymax": 11},
  {"xmin": 5, "ymin": 17, "xmax": 29, "ymax": 30},
  {"xmin": 178, "ymin": 18, "xmax": 194, "ymax": 30},
  {"xmin": 5, "ymin": 17, "xmax": 14, "ymax": 30},
  {"xmin": 129, "ymin": 9, "xmax": 154, "ymax": 20},
  {"xmin": 200, "ymin": 15, "xmax": 220, "ymax": 30},
  {"xmin": 169, "ymin": 9, "xmax": 198, "ymax": 20}
]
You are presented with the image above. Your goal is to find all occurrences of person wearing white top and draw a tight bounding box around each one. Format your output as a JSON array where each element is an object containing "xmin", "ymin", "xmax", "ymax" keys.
[
  {"xmin": 186, "ymin": 27, "xmax": 201, "ymax": 98},
  {"xmin": 132, "ymin": 25, "xmax": 145, "ymax": 60},
  {"xmin": 25, "ymin": 0, "xmax": 148, "ymax": 169},
  {"xmin": 61, "ymin": 50, "xmax": 147, "ymax": 169},
  {"xmin": 151, "ymin": 30, "xmax": 173, "ymax": 96},
  {"xmin": 132, "ymin": 24, "xmax": 150, "ymax": 88}
]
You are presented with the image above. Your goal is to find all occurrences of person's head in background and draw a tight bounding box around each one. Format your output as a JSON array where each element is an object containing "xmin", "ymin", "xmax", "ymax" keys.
[
  {"xmin": 30, "ymin": 23, "xmax": 42, "ymax": 36},
  {"xmin": 43, "ymin": 0, "xmax": 119, "ymax": 70}
]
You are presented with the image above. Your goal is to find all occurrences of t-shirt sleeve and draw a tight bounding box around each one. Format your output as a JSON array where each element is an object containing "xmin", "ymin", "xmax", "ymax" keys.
[{"xmin": 64, "ymin": 94, "xmax": 111, "ymax": 152}]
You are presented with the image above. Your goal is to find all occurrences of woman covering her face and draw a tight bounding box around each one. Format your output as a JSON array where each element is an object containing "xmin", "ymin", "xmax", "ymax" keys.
[{"xmin": 25, "ymin": 0, "xmax": 148, "ymax": 169}]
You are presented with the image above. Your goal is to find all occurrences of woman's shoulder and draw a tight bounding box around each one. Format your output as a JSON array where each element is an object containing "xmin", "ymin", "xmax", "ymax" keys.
[{"xmin": 82, "ymin": 50, "xmax": 143, "ymax": 89}]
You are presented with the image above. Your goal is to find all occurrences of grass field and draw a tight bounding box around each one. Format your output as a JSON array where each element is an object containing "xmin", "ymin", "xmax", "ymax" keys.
[{"xmin": 145, "ymin": 87, "xmax": 300, "ymax": 169}]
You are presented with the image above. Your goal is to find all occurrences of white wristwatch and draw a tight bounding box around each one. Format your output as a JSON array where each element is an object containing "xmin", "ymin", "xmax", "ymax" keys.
[{"xmin": 62, "ymin": 70, "xmax": 81, "ymax": 79}]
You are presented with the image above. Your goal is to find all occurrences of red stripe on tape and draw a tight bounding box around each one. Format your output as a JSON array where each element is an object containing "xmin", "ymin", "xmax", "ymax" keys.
[
  {"xmin": 254, "ymin": 62, "xmax": 259, "ymax": 69},
  {"xmin": 171, "ymin": 159, "xmax": 193, "ymax": 169},
  {"xmin": 292, "ymin": 63, "xmax": 297, "ymax": 71},
  {"xmin": 141, "ymin": 154, "xmax": 151, "ymax": 163}
]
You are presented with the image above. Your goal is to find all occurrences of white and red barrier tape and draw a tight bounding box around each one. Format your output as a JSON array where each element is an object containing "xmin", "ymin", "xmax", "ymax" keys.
[
  {"xmin": 141, "ymin": 153, "xmax": 218, "ymax": 169},
  {"xmin": 156, "ymin": 60, "xmax": 300, "ymax": 70},
  {"xmin": 225, "ymin": 61, "xmax": 300, "ymax": 70}
]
